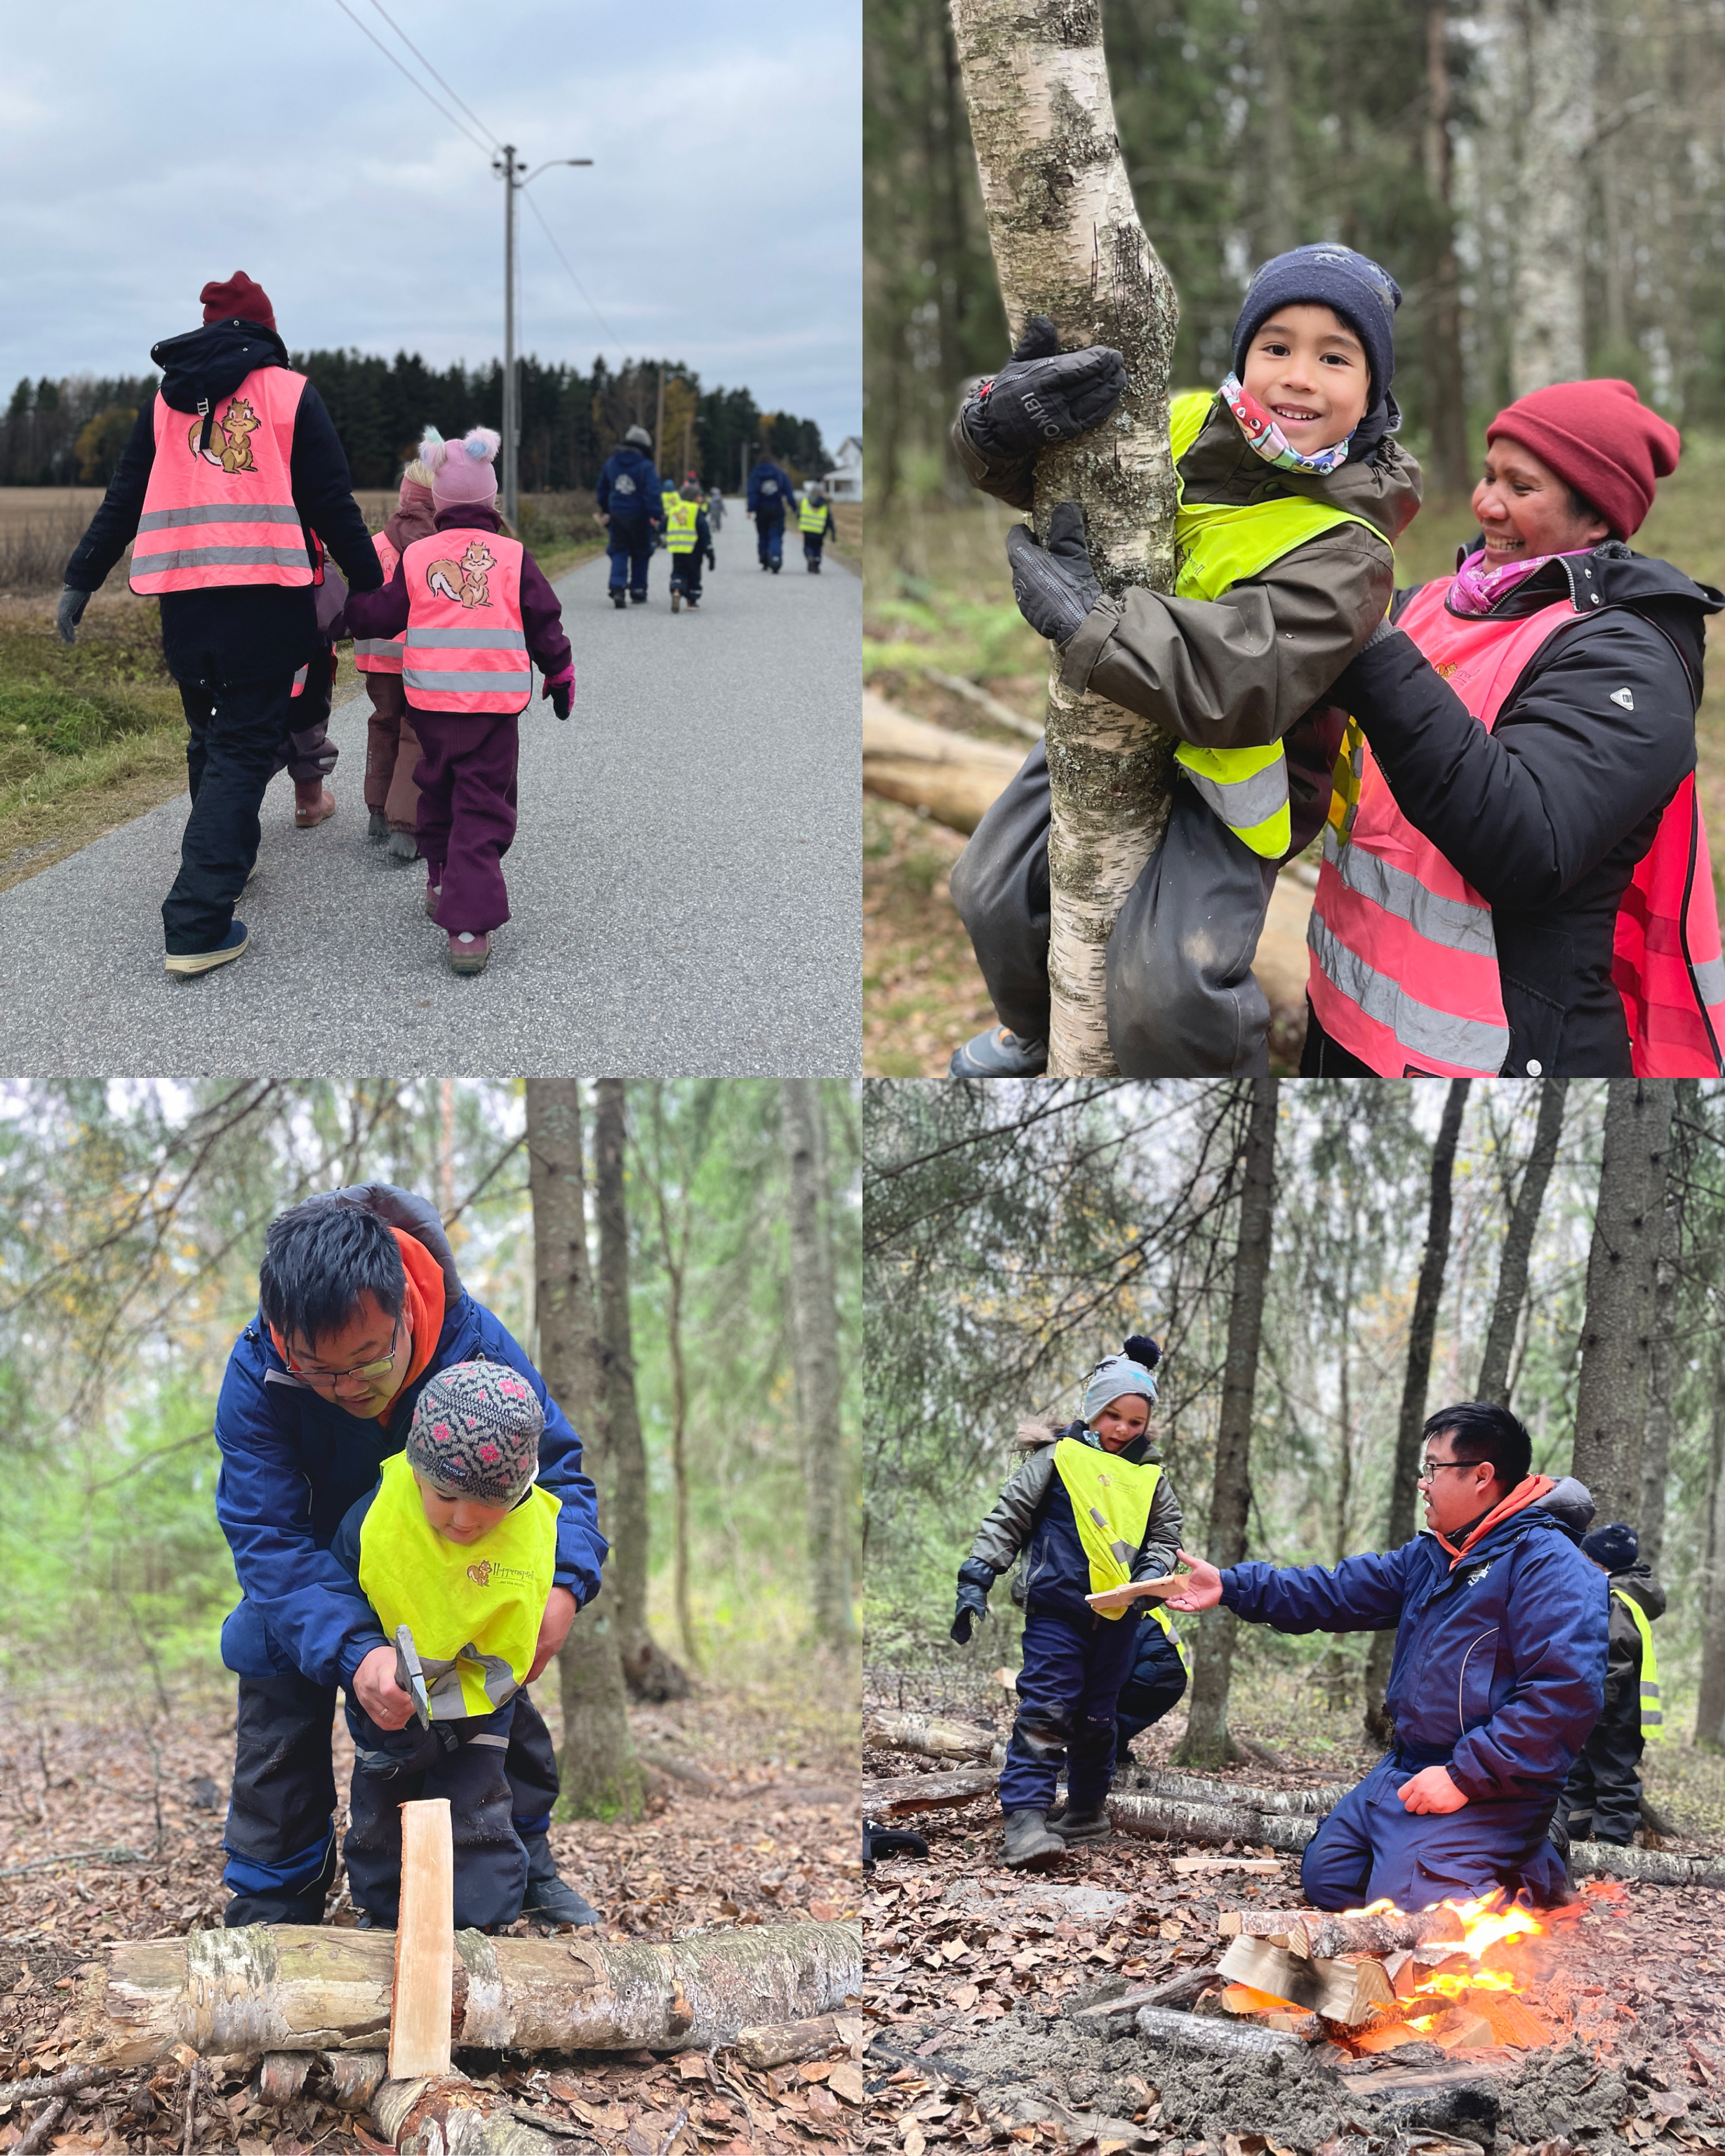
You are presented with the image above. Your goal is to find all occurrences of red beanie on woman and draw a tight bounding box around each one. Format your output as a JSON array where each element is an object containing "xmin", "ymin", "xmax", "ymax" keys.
[
  {"xmin": 199, "ymin": 272, "xmax": 277, "ymax": 333},
  {"xmin": 1486, "ymin": 379, "xmax": 1680, "ymax": 540}
]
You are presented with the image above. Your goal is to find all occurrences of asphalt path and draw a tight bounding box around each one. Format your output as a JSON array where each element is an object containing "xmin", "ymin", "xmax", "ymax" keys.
[{"xmin": 0, "ymin": 515, "xmax": 860, "ymax": 1076}]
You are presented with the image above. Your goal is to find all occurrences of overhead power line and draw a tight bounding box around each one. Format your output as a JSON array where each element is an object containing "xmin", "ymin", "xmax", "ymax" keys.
[
  {"xmin": 329, "ymin": 0, "xmax": 491, "ymax": 158},
  {"xmin": 524, "ymin": 192, "xmax": 621, "ymax": 347},
  {"xmin": 366, "ymin": 0, "xmax": 504, "ymax": 151}
]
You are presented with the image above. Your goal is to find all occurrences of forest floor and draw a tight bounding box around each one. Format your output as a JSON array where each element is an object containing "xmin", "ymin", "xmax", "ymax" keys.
[
  {"xmin": 858, "ymin": 1665, "xmax": 1725, "ymax": 2156},
  {"xmin": 0, "ymin": 1657, "xmax": 860, "ymax": 2156}
]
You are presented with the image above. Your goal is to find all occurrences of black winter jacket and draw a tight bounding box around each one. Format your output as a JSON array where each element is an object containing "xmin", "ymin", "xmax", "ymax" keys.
[
  {"xmin": 65, "ymin": 319, "xmax": 382, "ymax": 683},
  {"xmin": 1326, "ymin": 540, "xmax": 1724, "ymax": 1077}
]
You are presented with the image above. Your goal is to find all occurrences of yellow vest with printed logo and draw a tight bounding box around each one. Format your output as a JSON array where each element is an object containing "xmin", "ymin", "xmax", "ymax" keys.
[
  {"xmin": 1167, "ymin": 390, "xmax": 1379, "ymax": 860},
  {"xmin": 1050, "ymin": 1435, "xmax": 1164, "ymax": 1621},
  {"xmin": 665, "ymin": 496, "xmax": 700, "ymax": 554},
  {"xmin": 1612, "ymin": 1588, "xmax": 1664, "ymax": 1743},
  {"xmin": 357, "ymin": 1451, "xmax": 561, "ymax": 1720},
  {"xmin": 799, "ymin": 494, "xmax": 829, "ymax": 535}
]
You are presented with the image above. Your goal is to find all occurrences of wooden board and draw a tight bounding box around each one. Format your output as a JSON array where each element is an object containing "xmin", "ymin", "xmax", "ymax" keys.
[
  {"xmin": 1085, "ymin": 1576, "xmax": 1183, "ymax": 1613},
  {"xmin": 389, "ymin": 1799, "xmax": 454, "ymax": 2080}
]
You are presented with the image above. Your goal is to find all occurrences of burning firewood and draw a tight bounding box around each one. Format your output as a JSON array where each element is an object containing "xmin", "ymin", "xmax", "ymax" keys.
[
  {"xmin": 1216, "ymin": 1934, "xmax": 1395, "ymax": 2025},
  {"xmin": 1218, "ymin": 1904, "xmax": 1465, "ymax": 1957}
]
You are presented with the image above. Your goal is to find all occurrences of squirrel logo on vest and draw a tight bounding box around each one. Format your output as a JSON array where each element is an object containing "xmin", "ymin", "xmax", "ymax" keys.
[
  {"xmin": 425, "ymin": 539, "xmax": 495, "ymax": 609},
  {"xmin": 466, "ymin": 1559, "xmax": 493, "ymax": 1587},
  {"xmin": 187, "ymin": 395, "xmax": 260, "ymax": 475}
]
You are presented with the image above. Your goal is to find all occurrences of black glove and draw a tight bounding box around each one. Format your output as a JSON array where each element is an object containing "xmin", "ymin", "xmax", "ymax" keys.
[
  {"xmin": 1124, "ymin": 1333, "xmax": 1162, "ymax": 1370},
  {"xmin": 964, "ymin": 316, "xmax": 1127, "ymax": 460},
  {"xmin": 1006, "ymin": 501, "xmax": 1101, "ymax": 646},
  {"xmin": 542, "ymin": 674, "xmax": 573, "ymax": 721},
  {"xmin": 707, "ymin": 548, "xmax": 717, "ymax": 571},
  {"xmin": 56, "ymin": 587, "xmax": 91, "ymax": 645},
  {"xmin": 951, "ymin": 1557, "xmax": 996, "ymax": 1645}
]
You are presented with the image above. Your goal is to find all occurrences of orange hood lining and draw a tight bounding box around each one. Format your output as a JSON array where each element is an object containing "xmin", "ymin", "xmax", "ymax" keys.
[
  {"xmin": 1434, "ymin": 1472, "xmax": 1554, "ymax": 1568},
  {"xmin": 267, "ymin": 1225, "xmax": 447, "ymax": 1419}
]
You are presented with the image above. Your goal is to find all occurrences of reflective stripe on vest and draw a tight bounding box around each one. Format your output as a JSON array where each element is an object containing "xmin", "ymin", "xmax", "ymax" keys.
[
  {"xmin": 130, "ymin": 369, "xmax": 313, "ymax": 594},
  {"xmin": 1612, "ymin": 1588, "xmax": 1664, "ymax": 1742},
  {"xmin": 291, "ymin": 662, "xmax": 307, "ymax": 698},
  {"xmin": 665, "ymin": 499, "xmax": 700, "ymax": 552},
  {"xmin": 1147, "ymin": 1599, "xmax": 1190, "ymax": 1668},
  {"xmin": 354, "ymin": 533, "xmax": 404, "ymax": 674},
  {"xmin": 799, "ymin": 495, "xmax": 828, "ymax": 533},
  {"xmin": 1165, "ymin": 390, "xmax": 1379, "ymax": 861},
  {"xmin": 357, "ymin": 1451, "xmax": 561, "ymax": 1720},
  {"xmin": 400, "ymin": 529, "xmax": 531, "ymax": 714},
  {"xmin": 1049, "ymin": 1437, "xmax": 1164, "ymax": 1621}
]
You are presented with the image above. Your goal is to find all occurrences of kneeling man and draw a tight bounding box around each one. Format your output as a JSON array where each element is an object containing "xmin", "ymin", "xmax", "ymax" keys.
[{"xmin": 1167, "ymin": 1403, "xmax": 1606, "ymax": 1910}]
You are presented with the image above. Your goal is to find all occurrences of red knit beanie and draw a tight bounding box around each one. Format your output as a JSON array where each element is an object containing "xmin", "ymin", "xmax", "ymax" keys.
[
  {"xmin": 200, "ymin": 272, "xmax": 277, "ymax": 333},
  {"xmin": 1486, "ymin": 379, "xmax": 1680, "ymax": 540}
]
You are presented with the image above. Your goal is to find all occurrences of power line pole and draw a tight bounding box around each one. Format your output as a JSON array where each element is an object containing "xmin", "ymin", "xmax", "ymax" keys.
[{"xmin": 495, "ymin": 142, "xmax": 524, "ymax": 525}]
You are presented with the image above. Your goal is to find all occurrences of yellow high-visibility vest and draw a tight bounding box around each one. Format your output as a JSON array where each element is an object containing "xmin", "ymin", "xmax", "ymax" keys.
[
  {"xmin": 1166, "ymin": 390, "xmax": 1379, "ymax": 860},
  {"xmin": 1613, "ymin": 1588, "xmax": 1665, "ymax": 1743},
  {"xmin": 799, "ymin": 494, "xmax": 829, "ymax": 534},
  {"xmin": 1147, "ymin": 1598, "xmax": 1190, "ymax": 1668},
  {"xmin": 1050, "ymin": 1436, "xmax": 1164, "ymax": 1621},
  {"xmin": 665, "ymin": 497, "xmax": 700, "ymax": 554},
  {"xmin": 357, "ymin": 1451, "xmax": 561, "ymax": 1720}
]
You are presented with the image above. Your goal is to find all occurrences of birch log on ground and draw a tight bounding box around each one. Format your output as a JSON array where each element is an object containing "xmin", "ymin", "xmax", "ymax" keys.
[
  {"xmin": 867, "ymin": 1766, "xmax": 1001, "ymax": 1815},
  {"xmin": 370, "ymin": 2072, "xmax": 564, "ymax": 2155},
  {"xmin": 1569, "ymin": 1843, "xmax": 1725, "ymax": 1890},
  {"xmin": 1106, "ymin": 1792, "xmax": 1319, "ymax": 1854},
  {"xmin": 65, "ymin": 1922, "xmax": 862, "ymax": 2068},
  {"xmin": 950, "ymin": 0, "xmax": 1180, "ymax": 1075},
  {"xmin": 864, "ymin": 1708, "xmax": 999, "ymax": 1762},
  {"xmin": 1127, "ymin": 1766, "xmax": 1348, "ymax": 1815}
]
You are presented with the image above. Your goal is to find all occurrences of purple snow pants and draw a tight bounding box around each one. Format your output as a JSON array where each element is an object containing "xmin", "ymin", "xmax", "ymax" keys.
[{"xmin": 409, "ymin": 705, "xmax": 521, "ymax": 935}]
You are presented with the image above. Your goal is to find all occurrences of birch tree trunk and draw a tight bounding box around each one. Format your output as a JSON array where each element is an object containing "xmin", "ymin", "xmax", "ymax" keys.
[
  {"xmin": 1639, "ymin": 1160, "xmax": 1682, "ymax": 1572},
  {"xmin": 1423, "ymin": 0, "xmax": 1470, "ymax": 495},
  {"xmin": 594, "ymin": 1080, "xmax": 688, "ymax": 1703},
  {"xmin": 1510, "ymin": 0, "xmax": 1593, "ymax": 393},
  {"xmin": 1364, "ymin": 1079, "xmax": 1468, "ymax": 1742},
  {"xmin": 524, "ymin": 1080, "xmax": 646, "ymax": 1824},
  {"xmin": 1695, "ymin": 1364, "xmax": 1725, "ymax": 1750},
  {"xmin": 1176, "ymin": 1078, "xmax": 1278, "ymax": 1768},
  {"xmin": 1476, "ymin": 1077, "xmax": 1566, "ymax": 1406},
  {"xmin": 781, "ymin": 1080, "xmax": 856, "ymax": 1652},
  {"xmin": 1570, "ymin": 1080, "xmax": 1674, "ymax": 1526},
  {"xmin": 950, "ymin": 0, "xmax": 1180, "ymax": 1074}
]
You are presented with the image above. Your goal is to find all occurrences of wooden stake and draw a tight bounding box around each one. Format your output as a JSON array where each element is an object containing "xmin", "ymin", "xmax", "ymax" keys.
[{"xmin": 389, "ymin": 1799, "xmax": 454, "ymax": 2080}]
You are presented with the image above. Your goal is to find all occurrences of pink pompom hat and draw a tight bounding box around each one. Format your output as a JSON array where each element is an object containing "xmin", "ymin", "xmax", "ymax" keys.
[{"xmin": 421, "ymin": 426, "xmax": 501, "ymax": 510}]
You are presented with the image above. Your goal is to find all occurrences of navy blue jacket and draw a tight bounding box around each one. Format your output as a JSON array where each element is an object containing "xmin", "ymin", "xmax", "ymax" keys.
[
  {"xmin": 215, "ymin": 1275, "xmax": 606, "ymax": 1692},
  {"xmin": 65, "ymin": 319, "xmax": 382, "ymax": 684},
  {"xmin": 597, "ymin": 445, "xmax": 663, "ymax": 526},
  {"xmin": 1223, "ymin": 1494, "xmax": 1607, "ymax": 1800},
  {"xmin": 747, "ymin": 462, "xmax": 795, "ymax": 520}
]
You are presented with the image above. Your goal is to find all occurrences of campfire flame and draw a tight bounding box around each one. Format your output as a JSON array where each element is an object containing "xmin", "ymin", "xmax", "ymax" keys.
[{"xmin": 1347, "ymin": 1891, "xmax": 1546, "ymax": 1999}]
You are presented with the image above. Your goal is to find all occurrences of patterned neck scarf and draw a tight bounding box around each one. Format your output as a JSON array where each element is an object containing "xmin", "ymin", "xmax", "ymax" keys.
[
  {"xmin": 1218, "ymin": 373, "xmax": 1354, "ymax": 477},
  {"xmin": 1449, "ymin": 545, "xmax": 1592, "ymax": 618}
]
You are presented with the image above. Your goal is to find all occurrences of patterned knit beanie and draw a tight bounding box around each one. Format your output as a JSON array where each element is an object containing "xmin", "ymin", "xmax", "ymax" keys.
[{"xmin": 407, "ymin": 1359, "xmax": 543, "ymax": 1505}]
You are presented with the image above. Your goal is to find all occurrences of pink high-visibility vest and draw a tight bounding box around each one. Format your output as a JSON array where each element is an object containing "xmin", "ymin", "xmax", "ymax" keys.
[
  {"xmin": 354, "ymin": 533, "xmax": 404, "ymax": 675},
  {"xmin": 400, "ymin": 528, "xmax": 531, "ymax": 714},
  {"xmin": 1307, "ymin": 578, "xmax": 1725, "ymax": 1076},
  {"xmin": 130, "ymin": 368, "xmax": 313, "ymax": 595}
]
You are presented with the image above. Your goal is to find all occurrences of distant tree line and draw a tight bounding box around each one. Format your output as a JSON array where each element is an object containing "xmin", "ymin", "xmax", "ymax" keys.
[{"xmin": 2, "ymin": 355, "xmax": 830, "ymax": 493}]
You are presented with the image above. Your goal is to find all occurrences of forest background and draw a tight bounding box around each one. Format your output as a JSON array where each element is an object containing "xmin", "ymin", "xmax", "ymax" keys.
[
  {"xmin": 863, "ymin": 1075, "xmax": 1725, "ymax": 1831},
  {"xmin": 0, "ymin": 1077, "xmax": 860, "ymax": 1821}
]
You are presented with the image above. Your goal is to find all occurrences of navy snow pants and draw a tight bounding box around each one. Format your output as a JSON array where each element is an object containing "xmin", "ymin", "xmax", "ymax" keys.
[
  {"xmin": 607, "ymin": 516, "xmax": 654, "ymax": 598},
  {"xmin": 1115, "ymin": 1619, "xmax": 1189, "ymax": 1752},
  {"xmin": 999, "ymin": 1605, "xmax": 1141, "ymax": 1816},
  {"xmin": 1300, "ymin": 1752, "xmax": 1569, "ymax": 1912},
  {"xmin": 756, "ymin": 514, "xmax": 785, "ymax": 568}
]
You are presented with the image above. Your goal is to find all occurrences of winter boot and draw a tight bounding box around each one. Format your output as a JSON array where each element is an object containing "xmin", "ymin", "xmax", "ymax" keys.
[
  {"xmin": 447, "ymin": 931, "xmax": 491, "ymax": 976},
  {"xmin": 1048, "ymin": 1804, "xmax": 1112, "ymax": 1844},
  {"xmin": 386, "ymin": 829, "xmax": 419, "ymax": 863},
  {"xmin": 294, "ymin": 780, "xmax": 335, "ymax": 829},
  {"xmin": 770, "ymin": 560, "xmax": 780, "ymax": 574},
  {"xmin": 611, "ymin": 589, "xmax": 627, "ymax": 611},
  {"xmin": 520, "ymin": 1833, "xmax": 601, "ymax": 1930},
  {"xmin": 630, "ymin": 590, "xmax": 648, "ymax": 604},
  {"xmin": 1001, "ymin": 1809, "xmax": 1066, "ymax": 1869},
  {"xmin": 368, "ymin": 809, "xmax": 389, "ymax": 843},
  {"xmin": 950, "ymin": 1026, "xmax": 1048, "ymax": 1079}
]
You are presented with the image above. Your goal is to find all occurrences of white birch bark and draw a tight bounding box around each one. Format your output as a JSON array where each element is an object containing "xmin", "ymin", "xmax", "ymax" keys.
[
  {"xmin": 950, "ymin": 0, "xmax": 1180, "ymax": 1074},
  {"xmin": 1510, "ymin": 0, "xmax": 1594, "ymax": 394}
]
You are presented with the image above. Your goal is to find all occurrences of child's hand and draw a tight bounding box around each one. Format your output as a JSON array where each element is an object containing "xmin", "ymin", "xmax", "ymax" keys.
[
  {"xmin": 1160, "ymin": 1550, "xmax": 1225, "ymax": 1613},
  {"xmin": 353, "ymin": 1643, "xmax": 416, "ymax": 1729}
]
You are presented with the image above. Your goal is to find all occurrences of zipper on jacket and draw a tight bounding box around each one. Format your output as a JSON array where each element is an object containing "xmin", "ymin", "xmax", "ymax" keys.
[{"xmin": 1456, "ymin": 1627, "xmax": 1499, "ymax": 1736}]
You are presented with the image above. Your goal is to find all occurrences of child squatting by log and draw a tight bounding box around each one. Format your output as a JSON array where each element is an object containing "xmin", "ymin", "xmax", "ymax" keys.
[
  {"xmin": 326, "ymin": 1359, "xmax": 565, "ymax": 1931},
  {"xmin": 950, "ymin": 1340, "xmax": 1186, "ymax": 1868}
]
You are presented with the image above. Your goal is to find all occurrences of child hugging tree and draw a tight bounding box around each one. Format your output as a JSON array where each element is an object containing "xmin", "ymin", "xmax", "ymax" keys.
[
  {"xmin": 950, "ymin": 1338, "xmax": 1185, "ymax": 1868},
  {"xmin": 330, "ymin": 1359, "xmax": 566, "ymax": 1932}
]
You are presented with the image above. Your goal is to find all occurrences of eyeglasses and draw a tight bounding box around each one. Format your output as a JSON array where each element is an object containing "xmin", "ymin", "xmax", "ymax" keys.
[
  {"xmin": 287, "ymin": 1313, "xmax": 404, "ymax": 1388},
  {"xmin": 1417, "ymin": 1458, "xmax": 1485, "ymax": 1486}
]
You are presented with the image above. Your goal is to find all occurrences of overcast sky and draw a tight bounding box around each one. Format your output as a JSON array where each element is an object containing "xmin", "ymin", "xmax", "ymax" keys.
[{"xmin": 1, "ymin": 1, "xmax": 860, "ymax": 449}]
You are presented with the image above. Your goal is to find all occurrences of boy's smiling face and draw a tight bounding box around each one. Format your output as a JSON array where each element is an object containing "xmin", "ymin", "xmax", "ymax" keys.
[
  {"xmin": 413, "ymin": 1465, "xmax": 512, "ymax": 1545},
  {"xmin": 1241, "ymin": 305, "xmax": 1371, "ymax": 455},
  {"xmin": 1092, "ymin": 1395, "xmax": 1151, "ymax": 1454}
]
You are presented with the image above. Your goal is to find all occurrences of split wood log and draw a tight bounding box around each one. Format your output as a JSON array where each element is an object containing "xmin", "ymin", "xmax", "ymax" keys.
[
  {"xmin": 1133, "ymin": 2004, "xmax": 1305, "ymax": 2058},
  {"xmin": 1129, "ymin": 1769, "xmax": 1350, "ymax": 1816},
  {"xmin": 1086, "ymin": 1577, "xmax": 1183, "ymax": 1613},
  {"xmin": 733, "ymin": 2012, "xmax": 858, "ymax": 2070},
  {"xmin": 1217, "ymin": 1936, "xmax": 1393, "ymax": 2026},
  {"xmin": 862, "ymin": 694, "xmax": 1025, "ymax": 834},
  {"xmin": 252, "ymin": 2051, "xmax": 313, "ymax": 2106},
  {"xmin": 390, "ymin": 1799, "xmax": 454, "ymax": 2081},
  {"xmin": 867, "ymin": 1766, "xmax": 999, "ymax": 1816},
  {"xmin": 1569, "ymin": 1842, "xmax": 1725, "ymax": 1890},
  {"xmin": 1218, "ymin": 1905, "xmax": 1465, "ymax": 1958},
  {"xmin": 371, "ymin": 2070, "xmax": 561, "ymax": 2155},
  {"xmin": 321, "ymin": 2051, "xmax": 388, "ymax": 2110},
  {"xmin": 1106, "ymin": 1792, "xmax": 1317, "ymax": 1854},
  {"xmin": 67, "ymin": 1919, "xmax": 862, "ymax": 2068},
  {"xmin": 864, "ymin": 1710, "xmax": 998, "ymax": 1763}
]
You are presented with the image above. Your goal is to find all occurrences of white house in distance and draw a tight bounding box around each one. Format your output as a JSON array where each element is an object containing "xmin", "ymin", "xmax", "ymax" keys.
[{"xmin": 825, "ymin": 435, "xmax": 862, "ymax": 501}]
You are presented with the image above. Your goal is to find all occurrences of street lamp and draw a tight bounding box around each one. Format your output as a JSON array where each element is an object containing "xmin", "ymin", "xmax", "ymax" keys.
[{"xmin": 492, "ymin": 148, "xmax": 594, "ymax": 524}]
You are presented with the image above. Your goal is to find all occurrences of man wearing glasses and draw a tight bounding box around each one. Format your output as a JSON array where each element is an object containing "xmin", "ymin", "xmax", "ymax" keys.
[
  {"xmin": 1164, "ymin": 1402, "xmax": 1606, "ymax": 1910},
  {"xmin": 214, "ymin": 1184, "xmax": 608, "ymax": 1931}
]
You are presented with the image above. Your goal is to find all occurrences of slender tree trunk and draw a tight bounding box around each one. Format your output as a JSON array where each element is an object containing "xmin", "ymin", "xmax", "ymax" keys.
[
  {"xmin": 781, "ymin": 1081, "xmax": 856, "ymax": 1653},
  {"xmin": 1696, "ymin": 1369, "xmax": 1725, "ymax": 1750},
  {"xmin": 1258, "ymin": 0, "xmax": 1298, "ymax": 256},
  {"xmin": 1364, "ymin": 1079, "xmax": 1469, "ymax": 1742},
  {"xmin": 1571, "ymin": 1080, "xmax": 1674, "ymax": 1526},
  {"xmin": 524, "ymin": 1080, "xmax": 646, "ymax": 1823},
  {"xmin": 594, "ymin": 1080, "xmax": 688, "ymax": 1704},
  {"xmin": 645, "ymin": 1086, "xmax": 699, "ymax": 1670},
  {"xmin": 950, "ymin": 0, "xmax": 1180, "ymax": 1074},
  {"xmin": 1639, "ymin": 1142, "xmax": 1684, "ymax": 1572},
  {"xmin": 1423, "ymin": 0, "xmax": 1470, "ymax": 495},
  {"xmin": 1510, "ymin": 0, "xmax": 1594, "ymax": 392},
  {"xmin": 1476, "ymin": 1077, "xmax": 1567, "ymax": 1406},
  {"xmin": 1176, "ymin": 1079, "xmax": 1279, "ymax": 1769}
]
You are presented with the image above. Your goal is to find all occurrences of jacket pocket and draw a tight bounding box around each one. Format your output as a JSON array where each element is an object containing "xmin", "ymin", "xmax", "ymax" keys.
[{"xmin": 1456, "ymin": 1625, "xmax": 1501, "ymax": 1735}]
